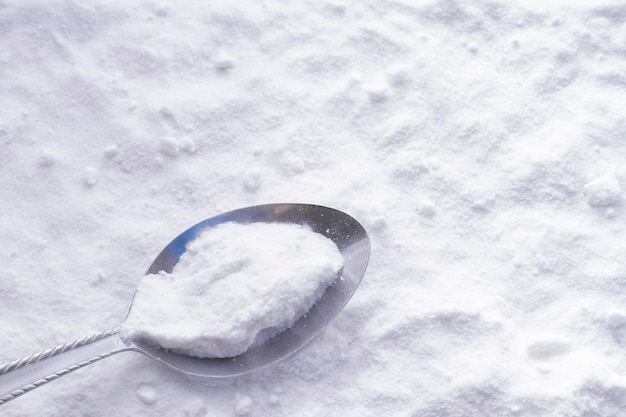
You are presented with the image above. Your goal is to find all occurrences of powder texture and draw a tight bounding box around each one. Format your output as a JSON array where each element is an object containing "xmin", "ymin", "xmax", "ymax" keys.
[
  {"xmin": 4, "ymin": 0, "xmax": 626, "ymax": 415},
  {"xmin": 121, "ymin": 222, "xmax": 343, "ymax": 358}
]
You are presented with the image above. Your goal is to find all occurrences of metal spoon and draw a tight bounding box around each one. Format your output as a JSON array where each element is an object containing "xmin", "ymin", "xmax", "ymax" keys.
[{"xmin": 0, "ymin": 203, "xmax": 370, "ymax": 405}]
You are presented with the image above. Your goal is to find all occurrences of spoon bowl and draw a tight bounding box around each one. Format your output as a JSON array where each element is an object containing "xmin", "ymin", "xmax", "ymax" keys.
[
  {"xmin": 0, "ymin": 204, "xmax": 370, "ymax": 404},
  {"xmin": 137, "ymin": 203, "xmax": 370, "ymax": 376}
]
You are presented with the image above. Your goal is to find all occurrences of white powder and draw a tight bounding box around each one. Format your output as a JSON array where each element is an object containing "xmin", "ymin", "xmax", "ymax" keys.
[
  {"xmin": 584, "ymin": 174, "xmax": 622, "ymax": 207},
  {"xmin": 121, "ymin": 222, "xmax": 343, "ymax": 358},
  {"xmin": 5, "ymin": 0, "xmax": 626, "ymax": 415}
]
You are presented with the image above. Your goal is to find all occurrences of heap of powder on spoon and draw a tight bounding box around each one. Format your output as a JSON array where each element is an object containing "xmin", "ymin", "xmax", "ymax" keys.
[{"xmin": 121, "ymin": 222, "xmax": 344, "ymax": 358}]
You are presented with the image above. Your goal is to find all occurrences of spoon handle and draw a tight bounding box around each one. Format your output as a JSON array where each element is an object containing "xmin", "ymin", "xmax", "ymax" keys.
[{"xmin": 0, "ymin": 329, "xmax": 132, "ymax": 406}]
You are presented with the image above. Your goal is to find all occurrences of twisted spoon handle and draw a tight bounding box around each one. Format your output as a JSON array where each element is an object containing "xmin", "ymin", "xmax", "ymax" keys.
[{"xmin": 0, "ymin": 329, "xmax": 132, "ymax": 406}]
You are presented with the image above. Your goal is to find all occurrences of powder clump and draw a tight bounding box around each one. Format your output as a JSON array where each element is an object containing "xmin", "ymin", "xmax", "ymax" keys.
[
  {"xmin": 121, "ymin": 222, "xmax": 343, "ymax": 358},
  {"xmin": 584, "ymin": 174, "xmax": 622, "ymax": 207}
]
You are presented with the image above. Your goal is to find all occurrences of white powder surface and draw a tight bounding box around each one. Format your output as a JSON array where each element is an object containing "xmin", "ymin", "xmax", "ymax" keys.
[
  {"xmin": 4, "ymin": 0, "xmax": 626, "ymax": 416},
  {"xmin": 121, "ymin": 222, "xmax": 343, "ymax": 358}
]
